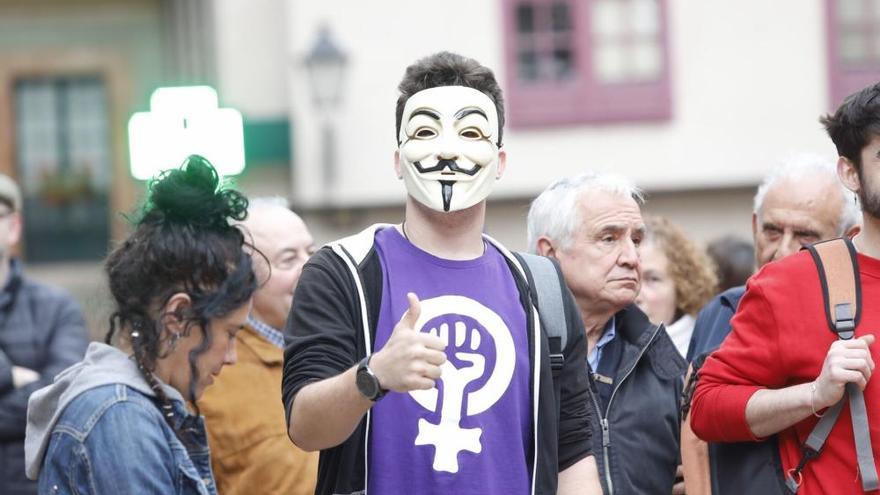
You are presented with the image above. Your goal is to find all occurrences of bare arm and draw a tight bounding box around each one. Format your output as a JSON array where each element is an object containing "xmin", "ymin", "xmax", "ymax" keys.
[
  {"xmin": 744, "ymin": 383, "xmax": 813, "ymax": 438},
  {"xmin": 288, "ymin": 293, "xmax": 446, "ymax": 452},
  {"xmin": 558, "ymin": 455, "xmax": 602, "ymax": 495},
  {"xmin": 288, "ymin": 365, "xmax": 373, "ymax": 451},
  {"xmin": 745, "ymin": 335, "xmax": 875, "ymax": 438}
]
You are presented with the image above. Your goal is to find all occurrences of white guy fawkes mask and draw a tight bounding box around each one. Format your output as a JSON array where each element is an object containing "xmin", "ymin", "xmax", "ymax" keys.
[{"xmin": 398, "ymin": 86, "xmax": 501, "ymax": 212}]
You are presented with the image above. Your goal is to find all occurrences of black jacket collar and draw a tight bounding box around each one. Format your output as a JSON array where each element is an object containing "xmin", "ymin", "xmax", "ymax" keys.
[
  {"xmin": 0, "ymin": 259, "xmax": 23, "ymax": 312},
  {"xmin": 612, "ymin": 303, "xmax": 687, "ymax": 380}
]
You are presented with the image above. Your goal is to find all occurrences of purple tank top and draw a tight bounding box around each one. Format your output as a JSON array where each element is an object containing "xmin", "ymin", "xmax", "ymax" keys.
[{"xmin": 368, "ymin": 227, "xmax": 531, "ymax": 494}]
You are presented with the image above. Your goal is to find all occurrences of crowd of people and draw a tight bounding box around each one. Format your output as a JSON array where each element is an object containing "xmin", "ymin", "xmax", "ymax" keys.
[{"xmin": 0, "ymin": 51, "xmax": 877, "ymax": 494}]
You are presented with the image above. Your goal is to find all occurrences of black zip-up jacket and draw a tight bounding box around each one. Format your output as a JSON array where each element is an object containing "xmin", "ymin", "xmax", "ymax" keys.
[
  {"xmin": 588, "ymin": 304, "xmax": 686, "ymax": 494},
  {"xmin": 282, "ymin": 234, "xmax": 593, "ymax": 495}
]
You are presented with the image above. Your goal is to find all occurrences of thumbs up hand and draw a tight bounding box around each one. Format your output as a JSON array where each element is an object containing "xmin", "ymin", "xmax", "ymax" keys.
[{"xmin": 369, "ymin": 293, "xmax": 448, "ymax": 393}]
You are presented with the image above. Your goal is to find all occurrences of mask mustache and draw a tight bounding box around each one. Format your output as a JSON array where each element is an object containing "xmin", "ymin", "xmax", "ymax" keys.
[{"xmin": 413, "ymin": 159, "xmax": 481, "ymax": 176}]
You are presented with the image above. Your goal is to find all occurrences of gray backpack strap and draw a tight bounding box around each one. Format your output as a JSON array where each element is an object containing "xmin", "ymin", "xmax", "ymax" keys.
[
  {"xmin": 786, "ymin": 238, "xmax": 878, "ymax": 493},
  {"xmin": 785, "ymin": 399, "xmax": 846, "ymax": 492},
  {"xmin": 514, "ymin": 252, "xmax": 567, "ymax": 376},
  {"xmin": 848, "ymin": 383, "xmax": 879, "ymax": 490}
]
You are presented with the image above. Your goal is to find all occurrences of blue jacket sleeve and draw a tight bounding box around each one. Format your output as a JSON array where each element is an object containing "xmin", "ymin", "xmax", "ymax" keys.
[{"xmin": 44, "ymin": 401, "xmax": 182, "ymax": 494}]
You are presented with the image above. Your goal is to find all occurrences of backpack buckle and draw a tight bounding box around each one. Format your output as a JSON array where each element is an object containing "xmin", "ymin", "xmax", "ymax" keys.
[
  {"xmin": 834, "ymin": 303, "xmax": 855, "ymax": 339},
  {"xmin": 549, "ymin": 353, "xmax": 564, "ymax": 377}
]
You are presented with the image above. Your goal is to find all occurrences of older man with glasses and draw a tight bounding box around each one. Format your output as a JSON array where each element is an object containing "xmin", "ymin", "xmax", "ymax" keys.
[{"xmin": 0, "ymin": 173, "xmax": 89, "ymax": 495}]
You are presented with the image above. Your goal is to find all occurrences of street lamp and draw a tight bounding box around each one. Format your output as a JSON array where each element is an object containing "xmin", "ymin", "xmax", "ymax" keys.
[{"xmin": 304, "ymin": 25, "xmax": 347, "ymax": 193}]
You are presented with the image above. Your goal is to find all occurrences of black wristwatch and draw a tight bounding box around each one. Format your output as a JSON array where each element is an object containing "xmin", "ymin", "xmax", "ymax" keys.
[{"xmin": 356, "ymin": 355, "xmax": 387, "ymax": 401}]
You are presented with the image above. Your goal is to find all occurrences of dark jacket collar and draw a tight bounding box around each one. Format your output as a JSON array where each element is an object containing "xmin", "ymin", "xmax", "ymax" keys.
[
  {"xmin": 614, "ymin": 303, "xmax": 655, "ymax": 346},
  {"xmin": 718, "ymin": 285, "xmax": 746, "ymax": 311},
  {"xmin": 0, "ymin": 258, "xmax": 23, "ymax": 311},
  {"xmin": 613, "ymin": 303, "xmax": 686, "ymax": 380}
]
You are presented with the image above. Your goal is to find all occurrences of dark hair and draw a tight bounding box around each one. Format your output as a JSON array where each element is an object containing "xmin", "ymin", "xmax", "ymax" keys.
[
  {"xmin": 820, "ymin": 82, "xmax": 880, "ymax": 172},
  {"xmin": 706, "ymin": 235, "xmax": 755, "ymax": 292},
  {"xmin": 104, "ymin": 155, "xmax": 257, "ymax": 431},
  {"xmin": 395, "ymin": 51, "xmax": 505, "ymax": 146}
]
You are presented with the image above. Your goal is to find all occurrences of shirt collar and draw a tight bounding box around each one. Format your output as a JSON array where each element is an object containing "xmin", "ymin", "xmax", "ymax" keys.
[
  {"xmin": 587, "ymin": 317, "xmax": 617, "ymax": 371},
  {"xmin": 246, "ymin": 315, "xmax": 286, "ymax": 349}
]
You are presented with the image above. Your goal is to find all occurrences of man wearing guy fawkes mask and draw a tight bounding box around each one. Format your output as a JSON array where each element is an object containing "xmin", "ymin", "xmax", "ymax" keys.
[
  {"xmin": 283, "ymin": 52, "xmax": 601, "ymax": 495},
  {"xmin": 396, "ymin": 84, "xmax": 502, "ymax": 213}
]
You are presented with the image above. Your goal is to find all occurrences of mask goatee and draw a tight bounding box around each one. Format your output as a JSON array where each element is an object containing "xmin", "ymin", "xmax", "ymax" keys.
[{"xmin": 440, "ymin": 181, "xmax": 455, "ymax": 212}]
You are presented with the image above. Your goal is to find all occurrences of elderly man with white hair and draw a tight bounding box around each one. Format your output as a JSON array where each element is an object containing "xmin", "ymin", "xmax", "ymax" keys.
[
  {"xmin": 528, "ymin": 172, "xmax": 686, "ymax": 495},
  {"xmin": 688, "ymin": 154, "xmax": 861, "ymax": 362},
  {"xmin": 199, "ymin": 197, "xmax": 319, "ymax": 495},
  {"xmin": 680, "ymin": 154, "xmax": 861, "ymax": 495}
]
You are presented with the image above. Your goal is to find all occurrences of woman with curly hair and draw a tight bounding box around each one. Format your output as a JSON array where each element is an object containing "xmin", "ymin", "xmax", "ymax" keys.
[
  {"xmin": 24, "ymin": 155, "xmax": 258, "ymax": 494},
  {"xmin": 636, "ymin": 215, "xmax": 717, "ymax": 358}
]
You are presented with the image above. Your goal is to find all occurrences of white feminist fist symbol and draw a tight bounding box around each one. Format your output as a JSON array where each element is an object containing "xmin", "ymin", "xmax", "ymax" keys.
[{"xmin": 408, "ymin": 296, "xmax": 515, "ymax": 473}]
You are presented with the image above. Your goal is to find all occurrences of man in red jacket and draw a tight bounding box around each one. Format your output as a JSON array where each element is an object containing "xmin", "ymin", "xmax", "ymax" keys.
[{"xmin": 691, "ymin": 81, "xmax": 880, "ymax": 495}]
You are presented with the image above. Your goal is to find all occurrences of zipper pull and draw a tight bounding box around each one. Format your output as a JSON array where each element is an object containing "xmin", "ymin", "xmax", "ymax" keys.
[{"xmin": 601, "ymin": 418, "xmax": 611, "ymax": 447}]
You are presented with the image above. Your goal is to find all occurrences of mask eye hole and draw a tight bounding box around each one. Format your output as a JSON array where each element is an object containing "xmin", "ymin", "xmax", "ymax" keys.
[
  {"xmin": 459, "ymin": 128, "xmax": 484, "ymax": 140},
  {"xmin": 415, "ymin": 128, "xmax": 437, "ymax": 139}
]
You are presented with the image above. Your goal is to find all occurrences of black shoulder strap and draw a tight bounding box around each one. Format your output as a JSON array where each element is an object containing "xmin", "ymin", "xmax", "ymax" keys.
[{"xmin": 514, "ymin": 252, "xmax": 566, "ymax": 377}]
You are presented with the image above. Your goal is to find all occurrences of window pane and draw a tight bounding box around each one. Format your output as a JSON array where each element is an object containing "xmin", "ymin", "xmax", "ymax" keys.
[
  {"xmin": 551, "ymin": 2, "xmax": 571, "ymax": 32},
  {"xmin": 595, "ymin": 42, "xmax": 627, "ymax": 83},
  {"xmin": 518, "ymin": 51, "xmax": 539, "ymax": 81},
  {"xmin": 840, "ymin": 31, "xmax": 869, "ymax": 63},
  {"xmin": 66, "ymin": 80, "xmax": 110, "ymax": 190},
  {"xmin": 593, "ymin": 0, "xmax": 624, "ymax": 38},
  {"xmin": 837, "ymin": 0, "xmax": 865, "ymax": 24},
  {"xmin": 631, "ymin": 39, "xmax": 662, "ymax": 80},
  {"xmin": 875, "ymin": 31, "xmax": 880, "ymax": 61},
  {"xmin": 14, "ymin": 77, "xmax": 110, "ymax": 262},
  {"xmin": 553, "ymin": 47, "xmax": 574, "ymax": 79},
  {"xmin": 15, "ymin": 81, "xmax": 59, "ymax": 196},
  {"xmin": 517, "ymin": 3, "xmax": 535, "ymax": 33},
  {"xmin": 632, "ymin": 0, "xmax": 660, "ymax": 36}
]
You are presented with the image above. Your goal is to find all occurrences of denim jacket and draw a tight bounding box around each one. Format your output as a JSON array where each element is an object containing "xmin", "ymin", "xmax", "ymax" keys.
[{"xmin": 25, "ymin": 343, "xmax": 217, "ymax": 495}]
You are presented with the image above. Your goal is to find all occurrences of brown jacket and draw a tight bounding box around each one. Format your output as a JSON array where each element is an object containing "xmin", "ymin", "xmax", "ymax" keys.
[{"xmin": 200, "ymin": 325, "xmax": 318, "ymax": 495}]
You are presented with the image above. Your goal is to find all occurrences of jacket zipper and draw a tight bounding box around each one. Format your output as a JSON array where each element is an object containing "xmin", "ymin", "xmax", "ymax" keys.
[{"xmin": 589, "ymin": 324, "xmax": 663, "ymax": 495}]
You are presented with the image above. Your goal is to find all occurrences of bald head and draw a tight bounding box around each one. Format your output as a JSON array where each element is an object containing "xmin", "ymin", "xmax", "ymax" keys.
[{"xmin": 240, "ymin": 198, "xmax": 315, "ymax": 330}]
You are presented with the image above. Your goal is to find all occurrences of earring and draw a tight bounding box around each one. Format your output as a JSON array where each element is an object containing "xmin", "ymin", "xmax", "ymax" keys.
[{"xmin": 168, "ymin": 332, "xmax": 181, "ymax": 352}]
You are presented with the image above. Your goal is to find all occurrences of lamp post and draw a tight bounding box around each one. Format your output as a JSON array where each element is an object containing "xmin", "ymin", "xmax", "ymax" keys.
[{"xmin": 304, "ymin": 25, "xmax": 347, "ymax": 195}]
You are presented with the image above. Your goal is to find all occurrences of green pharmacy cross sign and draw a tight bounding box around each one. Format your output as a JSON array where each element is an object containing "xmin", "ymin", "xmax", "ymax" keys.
[{"xmin": 128, "ymin": 86, "xmax": 245, "ymax": 180}]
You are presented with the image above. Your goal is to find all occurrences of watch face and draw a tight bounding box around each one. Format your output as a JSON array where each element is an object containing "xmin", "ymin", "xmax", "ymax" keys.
[{"xmin": 357, "ymin": 368, "xmax": 379, "ymax": 400}]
